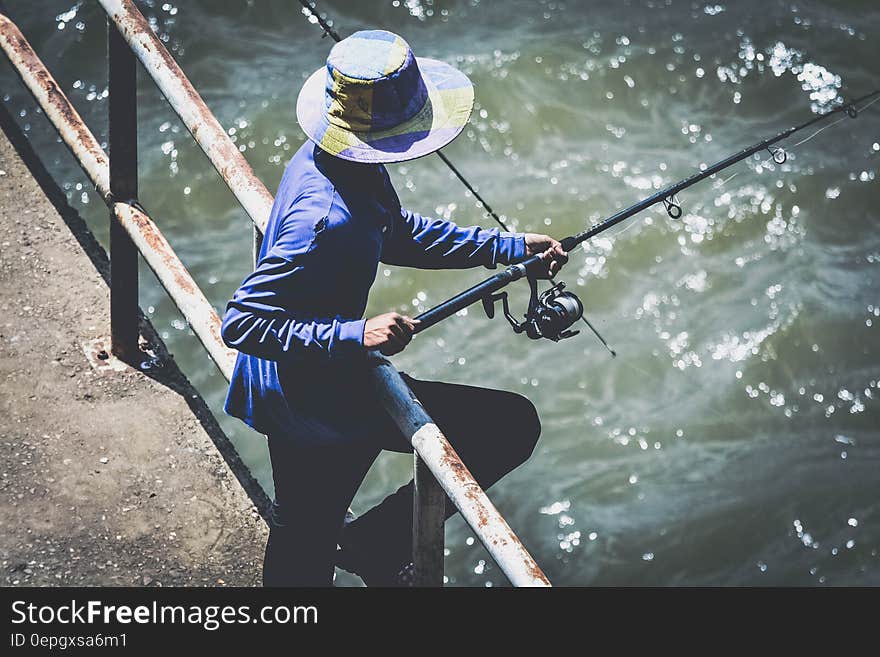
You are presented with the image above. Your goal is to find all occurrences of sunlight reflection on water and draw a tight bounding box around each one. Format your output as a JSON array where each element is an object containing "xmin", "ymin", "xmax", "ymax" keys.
[{"xmin": 2, "ymin": 0, "xmax": 878, "ymax": 586}]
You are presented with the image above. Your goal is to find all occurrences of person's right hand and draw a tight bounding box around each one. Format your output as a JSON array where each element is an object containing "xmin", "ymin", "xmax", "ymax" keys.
[{"xmin": 363, "ymin": 312, "xmax": 419, "ymax": 355}]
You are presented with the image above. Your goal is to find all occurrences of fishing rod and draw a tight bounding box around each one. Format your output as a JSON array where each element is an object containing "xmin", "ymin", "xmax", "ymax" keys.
[
  {"xmin": 293, "ymin": 2, "xmax": 878, "ymax": 348},
  {"xmin": 413, "ymin": 89, "xmax": 880, "ymax": 345}
]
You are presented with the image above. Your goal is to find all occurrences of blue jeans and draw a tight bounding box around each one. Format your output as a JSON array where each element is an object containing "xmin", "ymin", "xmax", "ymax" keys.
[{"xmin": 263, "ymin": 373, "xmax": 541, "ymax": 586}]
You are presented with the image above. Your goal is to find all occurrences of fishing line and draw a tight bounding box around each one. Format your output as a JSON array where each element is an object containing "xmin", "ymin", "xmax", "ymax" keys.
[
  {"xmin": 715, "ymin": 94, "xmax": 880, "ymax": 188},
  {"xmin": 592, "ymin": 93, "xmax": 880, "ymax": 433},
  {"xmin": 790, "ymin": 94, "xmax": 880, "ymax": 149},
  {"xmin": 575, "ymin": 94, "xmax": 876, "ymax": 352},
  {"xmin": 607, "ymin": 94, "xmax": 880, "ymax": 238}
]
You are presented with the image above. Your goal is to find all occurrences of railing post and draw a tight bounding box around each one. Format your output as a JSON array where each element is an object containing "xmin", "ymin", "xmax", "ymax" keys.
[
  {"xmin": 413, "ymin": 452, "xmax": 445, "ymax": 586},
  {"xmin": 108, "ymin": 18, "xmax": 139, "ymax": 361}
]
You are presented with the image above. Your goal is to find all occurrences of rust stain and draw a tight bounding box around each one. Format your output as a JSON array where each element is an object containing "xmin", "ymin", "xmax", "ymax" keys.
[
  {"xmin": 172, "ymin": 270, "xmax": 196, "ymax": 295},
  {"xmin": 110, "ymin": 0, "xmax": 273, "ymax": 224},
  {"xmin": 113, "ymin": 2, "xmax": 217, "ymax": 123},
  {"xmin": 125, "ymin": 207, "xmax": 196, "ymax": 296},
  {"xmin": 462, "ymin": 487, "xmax": 490, "ymax": 528},
  {"xmin": 38, "ymin": 72, "xmax": 106, "ymax": 163},
  {"xmin": 2, "ymin": 16, "xmax": 109, "ymax": 198},
  {"xmin": 504, "ymin": 529, "xmax": 549, "ymax": 584},
  {"xmin": 207, "ymin": 312, "xmax": 224, "ymax": 339},
  {"xmin": 438, "ymin": 438, "xmax": 467, "ymax": 474},
  {"xmin": 429, "ymin": 432, "xmax": 550, "ymax": 583}
]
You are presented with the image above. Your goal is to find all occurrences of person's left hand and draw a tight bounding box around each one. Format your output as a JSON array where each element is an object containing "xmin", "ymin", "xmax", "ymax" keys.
[{"xmin": 524, "ymin": 233, "xmax": 569, "ymax": 278}]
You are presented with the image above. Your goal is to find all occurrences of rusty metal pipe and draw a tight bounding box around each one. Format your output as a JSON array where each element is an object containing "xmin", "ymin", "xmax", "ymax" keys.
[
  {"xmin": 0, "ymin": 13, "xmax": 110, "ymax": 201},
  {"xmin": 97, "ymin": 0, "xmax": 274, "ymax": 233}
]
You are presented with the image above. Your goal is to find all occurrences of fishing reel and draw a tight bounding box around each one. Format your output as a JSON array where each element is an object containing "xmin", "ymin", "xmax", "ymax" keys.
[{"xmin": 482, "ymin": 276, "xmax": 584, "ymax": 342}]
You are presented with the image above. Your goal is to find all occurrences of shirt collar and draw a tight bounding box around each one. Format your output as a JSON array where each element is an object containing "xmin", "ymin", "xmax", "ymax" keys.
[{"xmin": 313, "ymin": 145, "xmax": 385, "ymax": 188}]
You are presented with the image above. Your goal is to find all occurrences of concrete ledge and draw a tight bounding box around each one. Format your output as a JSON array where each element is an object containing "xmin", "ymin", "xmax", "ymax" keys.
[{"xmin": 0, "ymin": 111, "xmax": 267, "ymax": 586}]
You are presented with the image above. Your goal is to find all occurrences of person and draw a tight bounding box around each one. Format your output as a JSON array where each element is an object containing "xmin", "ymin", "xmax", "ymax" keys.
[{"xmin": 220, "ymin": 29, "xmax": 568, "ymax": 586}]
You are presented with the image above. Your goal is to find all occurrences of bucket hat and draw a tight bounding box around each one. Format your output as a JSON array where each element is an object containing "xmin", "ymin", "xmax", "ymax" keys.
[{"xmin": 296, "ymin": 29, "xmax": 474, "ymax": 163}]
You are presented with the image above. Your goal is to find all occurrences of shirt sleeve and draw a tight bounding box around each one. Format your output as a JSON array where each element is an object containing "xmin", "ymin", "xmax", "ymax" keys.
[
  {"xmin": 220, "ymin": 204, "xmax": 366, "ymax": 363},
  {"xmin": 378, "ymin": 170, "xmax": 526, "ymax": 269},
  {"xmin": 381, "ymin": 207, "xmax": 526, "ymax": 269}
]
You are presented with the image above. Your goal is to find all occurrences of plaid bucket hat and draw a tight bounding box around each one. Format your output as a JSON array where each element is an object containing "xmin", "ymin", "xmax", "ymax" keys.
[{"xmin": 296, "ymin": 29, "xmax": 474, "ymax": 163}]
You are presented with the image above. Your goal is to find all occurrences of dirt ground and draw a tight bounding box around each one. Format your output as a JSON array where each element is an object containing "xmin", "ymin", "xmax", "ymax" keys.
[{"xmin": 0, "ymin": 119, "xmax": 267, "ymax": 586}]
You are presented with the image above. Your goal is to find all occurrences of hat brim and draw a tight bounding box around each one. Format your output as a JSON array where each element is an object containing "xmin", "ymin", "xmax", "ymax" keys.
[{"xmin": 296, "ymin": 57, "xmax": 474, "ymax": 164}]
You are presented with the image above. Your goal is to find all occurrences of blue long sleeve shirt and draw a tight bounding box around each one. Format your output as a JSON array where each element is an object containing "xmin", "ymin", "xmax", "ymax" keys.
[{"xmin": 221, "ymin": 143, "xmax": 526, "ymax": 440}]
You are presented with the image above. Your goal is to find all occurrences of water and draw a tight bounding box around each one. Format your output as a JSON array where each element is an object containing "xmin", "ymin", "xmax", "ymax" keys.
[{"xmin": 2, "ymin": 0, "xmax": 878, "ymax": 586}]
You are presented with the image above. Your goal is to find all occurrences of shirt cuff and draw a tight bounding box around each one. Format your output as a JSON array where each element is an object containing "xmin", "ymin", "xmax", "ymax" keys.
[
  {"xmin": 494, "ymin": 231, "xmax": 527, "ymax": 265},
  {"xmin": 332, "ymin": 318, "xmax": 367, "ymax": 358}
]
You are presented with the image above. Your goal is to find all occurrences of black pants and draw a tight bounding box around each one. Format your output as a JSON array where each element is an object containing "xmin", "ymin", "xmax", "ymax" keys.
[{"xmin": 263, "ymin": 373, "xmax": 541, "ymax": 586}]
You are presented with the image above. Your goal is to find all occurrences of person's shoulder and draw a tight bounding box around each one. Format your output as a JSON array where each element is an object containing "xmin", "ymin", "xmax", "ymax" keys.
[
  {"xmin": 276, "ymin": 142, "xmax": 336, "ymax": 209},
  {"xmin": 258, "ymin": 143, "xmax": 336, "ymax": 254}
]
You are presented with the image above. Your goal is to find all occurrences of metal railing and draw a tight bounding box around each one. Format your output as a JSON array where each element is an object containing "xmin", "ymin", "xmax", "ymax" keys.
[{"xmin": 0, "ymin": 0, "xmax": 550, "ymax": 587}]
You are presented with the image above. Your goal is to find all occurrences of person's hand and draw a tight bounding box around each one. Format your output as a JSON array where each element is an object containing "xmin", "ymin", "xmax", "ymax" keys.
[
  {"xmin": 363, "ymin": 312, "xmax": 419, "ymax": 355},
  {"xmin": 524, "ymin": 233, "xmax": 569, "ymax": 279}
]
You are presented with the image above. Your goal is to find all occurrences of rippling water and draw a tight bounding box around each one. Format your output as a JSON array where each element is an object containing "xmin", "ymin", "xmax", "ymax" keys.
[{"xmin": 2, "ymin": 0, "xmax": 879, "ymax": 586}]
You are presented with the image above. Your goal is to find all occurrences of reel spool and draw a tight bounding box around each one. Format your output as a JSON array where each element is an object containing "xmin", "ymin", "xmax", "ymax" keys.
[{"xmin": 482, "ymin": 277, "xmax": 584, "ymax": 342}]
